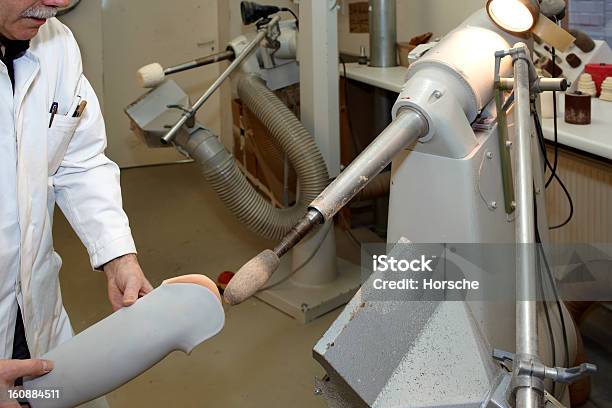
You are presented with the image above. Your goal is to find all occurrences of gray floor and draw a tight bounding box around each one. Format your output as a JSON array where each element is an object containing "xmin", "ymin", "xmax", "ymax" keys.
[
  {"xmin": 53, "ymin": 162, "xmax": 358, "ymax": 408},
  {"xmin": 53, "ymin": 163, "xmax": 612, "ymax": 408}
]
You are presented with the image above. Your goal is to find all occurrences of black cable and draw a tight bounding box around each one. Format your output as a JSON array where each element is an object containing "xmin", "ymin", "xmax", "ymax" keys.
[
  {"xmin": 339, "ymin": 56, "xmax": 363, "ymax": 156},
  {"xmin": 534, "ymin": 193, "xmax": 570, "ymax": 398},
  {"xmin": 536, "ymin": 228, "xmax": 570, "ymax": 371},
  {"xmin": 532, "ymin": 104, "xmax": 574, "ymax": 229},
  {"xmin": 502, "ymin": 91, "xmax": 515, "ymax": 112},
  {"xmin": 536, "ymin": 230, "xmax": 558, "ymax": 395},
  {"xmin": 547, "ymin": 46, "xmax": 560, "ymax": 188},
  {"xmin": 533, "ymin": 104, "xmax": 554, "ymax": 173},
  {"xmin": 281, "ymin": 8, "xmax": 299, "ymax": 29},
  {"xmin": 534, "ymin": 187, "xmax": 558, "ymax": 395}
]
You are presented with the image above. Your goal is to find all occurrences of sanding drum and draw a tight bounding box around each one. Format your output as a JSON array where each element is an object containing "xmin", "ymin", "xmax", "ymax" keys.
[{"xmin": 565, "ymin": 92, "xmax": 591, "ymax": 125}]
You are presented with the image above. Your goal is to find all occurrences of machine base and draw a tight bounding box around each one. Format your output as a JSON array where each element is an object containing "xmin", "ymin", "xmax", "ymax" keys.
[{"xmin": 255, "ymin": 257, "xmax": 363, "ymax": 324}]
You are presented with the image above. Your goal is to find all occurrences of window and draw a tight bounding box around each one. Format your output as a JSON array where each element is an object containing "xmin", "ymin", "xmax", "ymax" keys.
[{"xmin": 568, "ymin": 0, "xmax": 612, "ymax": 46}]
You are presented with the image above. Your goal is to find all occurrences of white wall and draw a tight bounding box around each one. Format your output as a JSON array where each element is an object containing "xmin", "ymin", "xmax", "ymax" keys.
[{"xmin": 338, "ymin": 0, "xmax": 485, "ymax": 56}]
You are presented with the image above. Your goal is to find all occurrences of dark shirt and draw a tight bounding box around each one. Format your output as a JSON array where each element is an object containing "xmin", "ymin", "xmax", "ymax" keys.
[{"xmin": 0, "ymin": 37, "xmax": 30, "ymax": 92}]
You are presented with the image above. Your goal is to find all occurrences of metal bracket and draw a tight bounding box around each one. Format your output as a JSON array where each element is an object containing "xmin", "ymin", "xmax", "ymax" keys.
[
  {"xmin": 492, "ymin": 349, "xmax": 598, "ymax": 396},
  {"xmin": 166, "ymin": 104, "xmax": 196, "ymax": 128},
  {"xmin": 493, "ymin": 51, "xmax": 516, "ymax": 216}
]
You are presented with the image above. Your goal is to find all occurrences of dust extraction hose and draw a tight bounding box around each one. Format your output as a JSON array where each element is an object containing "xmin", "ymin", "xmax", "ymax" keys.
[{"xmin": 177, "ymin": 75, "xmax": 329, "ymax": 241}]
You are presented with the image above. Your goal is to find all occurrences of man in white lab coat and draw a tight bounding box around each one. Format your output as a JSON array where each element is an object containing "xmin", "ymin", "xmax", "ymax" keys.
[{"xmin": 0, "ymin": 0, "xmax": 153, "ymax": 399}]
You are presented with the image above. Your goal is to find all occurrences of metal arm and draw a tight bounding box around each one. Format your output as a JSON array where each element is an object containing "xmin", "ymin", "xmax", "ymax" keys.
[
  {"xmin": 223, "ymin": 108, "xmax": 429, "ymax": 305},
  {"xmin": 275, "ymin": 108, "xmax": 428, "ymax": 257},
  {"xmin": 164, "ymin": 50, "xmax": 235, "ymax": 76},
  {"xmin": 160, "ymin": 15, "xmax": 281, "ymax": 145}
]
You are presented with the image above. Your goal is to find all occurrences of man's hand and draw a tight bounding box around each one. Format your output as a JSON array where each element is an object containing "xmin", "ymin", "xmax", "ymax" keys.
[
  {"xmin": 103, "ymin": 254, "xmax": 153, "ymax": 311},
  {"xmin": 0, "ymin": 359, "xmax": 53, "ymax": 408}
]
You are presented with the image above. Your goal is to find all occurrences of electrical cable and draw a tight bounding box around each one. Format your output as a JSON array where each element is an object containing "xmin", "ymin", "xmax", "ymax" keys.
[
  {"xmin": 502, "ymin": 91, "xmax": 515, "ymax": 112},
  {"xmin": 533, "ymin": 186, "xmax": 570, "ymax": 398},
  {"xmin": 339, "ymin": 56, "xmax": 364, "ymax": 156},
  {"xmin": 534, "ymin": 202, "xmax": 570, "ymax": 393},
  {"xmin": 537, "ymin": 231, "xmax": 558, "ymax": 395},
  {"xmin": 281, "ymin": 8, "xmax": 299, "ymax": 29},
  {"xmin": 533, "ymin": 191, "xmax": 558, "ymax": 396},
  {"xmin": 532, "ymin": 105, "xmax": 574, "ymax": 229},
  {"xmin": 547, "ymin": 46, "xmax": 560, "ymax": 188},
  {"xmin": 536, "ymin": 227, "xmax": 571, "ymax": 394}
]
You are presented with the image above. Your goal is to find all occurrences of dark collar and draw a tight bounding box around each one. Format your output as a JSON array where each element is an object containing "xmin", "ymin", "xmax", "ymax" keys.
[{"xmin": 0, "ymin": 36, "xmax": 30, "ymax": 60}]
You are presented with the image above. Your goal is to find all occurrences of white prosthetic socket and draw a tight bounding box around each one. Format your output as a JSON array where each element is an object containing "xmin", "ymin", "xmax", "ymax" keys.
[{"xmin": 24, "ymin": 282, "xmax": 224, "ymax": 408}]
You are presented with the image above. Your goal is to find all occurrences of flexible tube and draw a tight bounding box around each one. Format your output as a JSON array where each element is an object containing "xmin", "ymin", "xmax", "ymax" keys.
[{"xmin": 177, "ymin": 75, "xmax": 329, "ymax": 241}]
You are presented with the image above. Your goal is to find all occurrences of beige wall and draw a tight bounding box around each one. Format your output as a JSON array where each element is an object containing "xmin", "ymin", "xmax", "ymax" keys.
[
  {"xmin": 101, "ymin": 0, "xmax": 223, "ymax": 168},
  {"xmin": 338, "ymin": 0, "xmax": 485, "ymax": 56},
  {"xmin": 60, "ymin": 0, "xmax": 223, "ymax": 168},
  {"xmin": 228, "ymin": 0, "xmax": 298, "ymax": 39},
  {"xmin": 59, "ymin": 0, "xmax": 485, "ymax": 166},
  {"xmin": 58, "ymin": 1, "xmax": 104, "ymax": 109}
]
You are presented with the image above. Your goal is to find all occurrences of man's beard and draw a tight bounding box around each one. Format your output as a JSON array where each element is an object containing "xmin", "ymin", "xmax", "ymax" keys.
[{"xmin": 21, "ymin": 5, "xmax": 58, "ymax": 19}]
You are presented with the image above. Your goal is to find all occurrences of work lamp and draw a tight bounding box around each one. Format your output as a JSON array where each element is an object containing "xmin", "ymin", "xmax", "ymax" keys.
[
  {"xmin": 486, "ymin": 0, "xmax": 539, "ymax": 33},
  {"xmin": 485, "ymin": 0, "xmax": 575, "ymax": 51}
]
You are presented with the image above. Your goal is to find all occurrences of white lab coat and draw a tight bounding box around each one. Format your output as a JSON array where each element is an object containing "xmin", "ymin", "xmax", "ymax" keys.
[{"xmin": 0, "ymin": 18, "xmax": 136, "ymax": 358}]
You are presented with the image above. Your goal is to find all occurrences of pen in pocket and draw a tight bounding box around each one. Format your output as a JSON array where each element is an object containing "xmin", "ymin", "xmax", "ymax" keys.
[
  {"xmin": 48, "ymin": 102, "xmax": 58, "ymax": 128},
  {"xmin": 72, "ymin": 100, "xmax": 88, "ymax": 118}
]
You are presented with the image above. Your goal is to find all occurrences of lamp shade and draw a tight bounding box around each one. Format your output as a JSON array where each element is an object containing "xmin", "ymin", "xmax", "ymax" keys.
[{"xmin": 486, "ymin": 0, "xmax": 540, "ymax": 34}]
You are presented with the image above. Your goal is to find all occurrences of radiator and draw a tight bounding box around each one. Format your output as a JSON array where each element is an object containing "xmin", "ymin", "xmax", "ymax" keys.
[{"xmin": 545, "ymin": 146, "xmax": 612, "ymax": 243}]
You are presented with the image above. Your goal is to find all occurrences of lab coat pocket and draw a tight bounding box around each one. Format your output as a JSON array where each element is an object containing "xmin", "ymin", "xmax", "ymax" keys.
[{"xmin": 47, "ymin": 113, "xmax": 81, "ymax": 175}]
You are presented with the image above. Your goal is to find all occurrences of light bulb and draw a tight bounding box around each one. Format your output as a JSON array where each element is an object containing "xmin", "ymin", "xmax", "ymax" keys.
[{"xmin": 486, "ymin": 0, "xmax": 538, "ymax": 33}]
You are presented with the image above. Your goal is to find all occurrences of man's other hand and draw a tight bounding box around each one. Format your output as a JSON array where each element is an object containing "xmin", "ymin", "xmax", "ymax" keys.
[
  {"xmin": 103, "ymin": 254, "xmax": 153, "ymax": 311},
  {"xmin": 0, "ymin": 359, "xmax": 53, "ymax": 408}
]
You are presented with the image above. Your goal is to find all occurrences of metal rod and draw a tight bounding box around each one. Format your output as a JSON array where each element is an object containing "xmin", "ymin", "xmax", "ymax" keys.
[
  {"xmin": 268, "ymin": 108, "xmax": 428, "ymax": 260},
  {"xmin": 273, "ymin": 209, "xmax": 323, "ymax": 258},
  {"xmin": 164, "ymin": 50, "xmax": 235, "ymax": 76},
  {"xmin": 310, "ymin": 108, "xmax": 428, "ymax": 221},
  {"xmin": 161, "ymin": 15, "xmax": 280, "ymax": 144},
  {"xmin": 513, "ymin": 43, "xmax": 541, "ymax": 408},
  {"xmin": 499, "ymin": 77, "xmax": 569, "ymax": 93}
]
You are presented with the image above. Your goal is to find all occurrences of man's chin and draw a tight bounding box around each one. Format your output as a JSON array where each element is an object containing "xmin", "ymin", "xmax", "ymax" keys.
[{"xmin": 11, "ymin": 18, "xmax": 48, "ymax": 40}]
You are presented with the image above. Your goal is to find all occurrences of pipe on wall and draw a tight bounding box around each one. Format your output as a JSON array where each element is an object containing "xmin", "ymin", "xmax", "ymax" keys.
[{"xmin": 369, "ymin": 0, "xmax": 397, "ymax": 67}]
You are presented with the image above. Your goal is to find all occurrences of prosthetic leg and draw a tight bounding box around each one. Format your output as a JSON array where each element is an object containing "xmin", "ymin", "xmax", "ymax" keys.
[{"xmin": 23, "ymin": 276, "xmax": 224, "ymax": 408}]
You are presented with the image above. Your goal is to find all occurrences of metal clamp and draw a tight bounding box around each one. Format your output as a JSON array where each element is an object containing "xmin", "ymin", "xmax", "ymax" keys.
[
  {"xmin": 493, "ymin": 349, "xmax": 597, "ymax": 396},
  {"xmin": 166, "ymin": 104, "xmax": 196, "ymax": 128}
]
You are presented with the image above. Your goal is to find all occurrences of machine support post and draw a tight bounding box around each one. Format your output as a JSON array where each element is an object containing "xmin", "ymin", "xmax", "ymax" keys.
[{"xmin": 512, "ymin": 43, "xmax": 542, "ymax": 408}]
